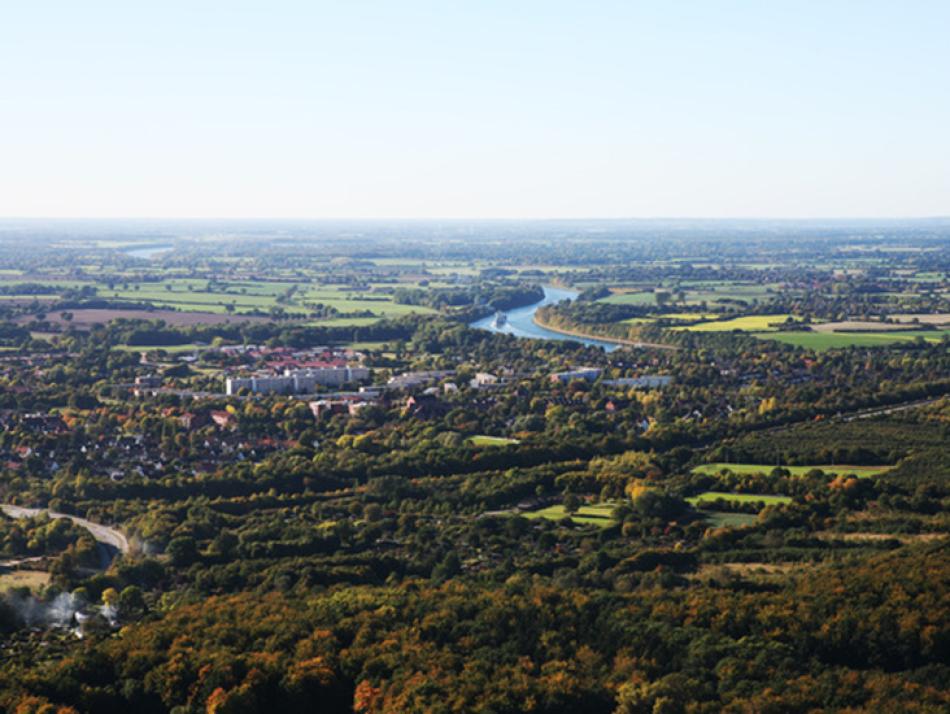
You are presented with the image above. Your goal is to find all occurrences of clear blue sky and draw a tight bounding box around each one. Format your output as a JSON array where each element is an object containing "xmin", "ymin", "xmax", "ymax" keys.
[{"xmin": 1, "ymin": 1, "xmax": 948, "ymax": 218}]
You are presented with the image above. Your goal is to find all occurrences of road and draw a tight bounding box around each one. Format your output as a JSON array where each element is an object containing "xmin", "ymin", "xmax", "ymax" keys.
[
  {"xmin": 1, "ymin": 504, "xmax": 129, "ymax": 568},
  {"xmin": 837, "ymin": 397, "xmax": 942, "ymax": 422}
]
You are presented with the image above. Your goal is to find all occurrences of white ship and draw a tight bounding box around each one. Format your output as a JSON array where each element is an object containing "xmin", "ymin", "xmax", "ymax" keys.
[{"xmin": 491, "ymin": 311, "xmax": 507, "ymax": 329}]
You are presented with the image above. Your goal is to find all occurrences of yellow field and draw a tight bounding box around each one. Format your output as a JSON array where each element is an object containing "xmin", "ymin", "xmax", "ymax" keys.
[
  {"xmin": 0, "ymin": 569, "xmax": 50, "ymax": 591},
  {"xmin": 674, "ymin": 314, "xmax": 801, "ymax": 332}
]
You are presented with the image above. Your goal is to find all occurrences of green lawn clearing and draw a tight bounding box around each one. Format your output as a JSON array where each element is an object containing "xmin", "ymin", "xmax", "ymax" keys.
[
  {"xmin": 468, "ymin": 435, "xmax": 520, "ymax": 447},
  {"xmin": 687, "ymin": 491, "xmax": 792, "ymax": 507},
  {"xmin": 523, "ymin": 502, "xmax": 617, "ymax": 528},
  {"xmin": 693, "ymin": 463, "xmax": 890, "ymax": 478}
]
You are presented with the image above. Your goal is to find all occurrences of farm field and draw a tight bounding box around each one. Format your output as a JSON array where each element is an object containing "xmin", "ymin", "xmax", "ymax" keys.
[
  {"xmin": 889, "ymin": 313, "xmax": 950, "ymax": 325},
  {"xmin": 702, "ymin": 512, "xmax": 758, "ymax": 528},
  {"xmin": 0, "ymin": 569, "xmax": 50, "ymax": 591},
  {"xmin": 468, "ymin": 435, "xmax": 520, "ymax": 447},
  {"xmin": 7, "ymin": 277, "xmax": 440, "ymax": 319},
  {"xmin": 305, "ymin": 317, "xmax": 382, "ymax": 327},
  {"xmin": 673, "ymin": 314, "xmax": 800, "ymax": 332},
  {"xmin": 598, "ymin": 291, "xmax": 657, "ymax": 306},
  {"xmin": 343, "ymin": 341, "xmax": 391, "ymax": 351},
  {"xmin": 811, "ymin": 320, "xmax": 921, "ymax": 333},
  {"xmin": 755, "ymin": 329, "xmax": 950, "ymax": 350},
  {"xmin": 687, "ymin": 491, "xmax": 793, "ymax": 507},
  {"xmin": 523, "ymin": 502, "xmax": 617, "ymax": 528},
  {"xmin": 655, "ymin": 312, "xmax": 721, "ymax": 321},
  {"xmin": 112, "ymin": 343, "xmax": 205, "ymax": 354},
  {"xmin": 18, "ymin": 309, "xmax": 266, "ymax": 328},
  {"xmin": 693, "ymin": 463, "xmax": 891, "ymax": 478}
]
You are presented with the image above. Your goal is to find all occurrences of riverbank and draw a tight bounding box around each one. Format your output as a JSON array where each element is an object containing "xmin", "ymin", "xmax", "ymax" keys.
[{"xmin": 531, "ymin": 313, "xmax": 678, "ymax": 350}]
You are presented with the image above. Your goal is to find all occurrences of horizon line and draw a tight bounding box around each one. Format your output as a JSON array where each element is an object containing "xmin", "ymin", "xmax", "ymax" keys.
[{"xmin": 1, "ymin": 215, "xmax": 949, "ymax": 223}]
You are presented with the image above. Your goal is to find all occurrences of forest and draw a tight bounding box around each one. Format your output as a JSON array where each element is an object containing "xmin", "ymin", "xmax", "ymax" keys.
[{"xmin": 0, "ymin": 225, "xmax": 947, "ymax": 712}]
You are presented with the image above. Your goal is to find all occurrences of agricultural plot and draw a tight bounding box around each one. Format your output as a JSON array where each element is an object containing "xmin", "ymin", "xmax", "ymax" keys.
[
  {"xmin": 19, "ymin": 309, "xmax": 266, "ymax": 328},
  {"xmin": 468, "ymin": 435, "xmax": 520, "ymax": 447},
  {"xmin": 300, "ymin": 288, "xmax": 437, "ymax": 317},
  {"xmin": 0, "ymin": 569, "xmax": 50, "ymax": 591},
  {"xmin": 113, "ymin": 343, "xmax": 205, "ymax": 354},
  {"xmin": 693, "ymin": 463, "xmax": 890, "ymax": 478},
  {"xmin": 673, "ymin": 314, "xmax": 800, "ymax": 332},
  {"xmin": 305, "ymin": 317, "xmax": 382, "ymax": 327},
  {"xmin": 687, "ymin": 491, "xmax": 792, "ymax": 507},
  {"xmin": 755, "ymin": 329, "xmax": 950, "ymax": 350},
  {"xmin": 702, "ymin": 512, "xmax": 758, "ymax": 528},
  {"xmin": 811, "ymin": 321, "xmax": 922, "ymax": 333},
  {"xmin": 598, "ymin": 291, "xmax": 657, "ymax": 306},
  {"xmin": 523, "ymin": 503, "xmax": 617, "ymax": 528}
]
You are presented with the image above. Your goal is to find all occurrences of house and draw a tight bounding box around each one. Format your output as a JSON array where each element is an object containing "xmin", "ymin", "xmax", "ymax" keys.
[
  {"xmin": 179, "ymin": 412, "xmax": 210, "ymax": 430},
  {"xmin": 403, "ymin": 394, "xmax": 449, "ymax": 419},
  {"xmin": 309, "ymin": 394, "xmax": 378, "ymax": 420},
  {"xmin": 211, "ymin": 410, "xmax": 234, "ymax": 428},
  {"xmin": 134, "ymin": 374, "xmax": 163, "ymax": 388},
  {"xmin": 386, "ymin": 370, "xmax": 454, "ymax": 391},
  {"xmin": 470, "ymin": 372, "xmax": 501, "ymax": 389},
  {"xmin": 605, "ymin": 399, "xmax": 630, "ymax": 413}
]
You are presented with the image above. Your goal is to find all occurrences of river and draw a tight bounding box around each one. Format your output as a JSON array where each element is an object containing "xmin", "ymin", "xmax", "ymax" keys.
[{"xmin": 470, "ymin": 285, "xmax": 619, "ymax": 351}]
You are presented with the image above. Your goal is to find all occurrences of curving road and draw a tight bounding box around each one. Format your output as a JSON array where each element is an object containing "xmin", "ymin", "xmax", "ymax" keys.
[{"xmin": 1, "ymin": 504, "xmax": 129, "ymax": 568}]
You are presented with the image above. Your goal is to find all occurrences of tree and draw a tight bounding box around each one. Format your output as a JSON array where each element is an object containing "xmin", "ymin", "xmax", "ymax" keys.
[
  {"xmin": 118, "ymin": 585, "xmax": 146, "ymax": 618},
  {"xmin": 563, "ymin": 492, "xmax": 581, "ymax": 514},
  {"xmin": 167, "ymin": 536, "xmax": 199, "ymax": 566}
]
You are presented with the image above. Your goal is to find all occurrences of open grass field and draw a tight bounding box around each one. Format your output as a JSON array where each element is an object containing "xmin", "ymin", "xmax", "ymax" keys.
[
  {"xmin": 687, "ymin": 491, "xmax": 792, "ymax": 507},
  {"xmin": 8, "ymin": 276, "xmax": 441, "ymax": 319},
  {"xmin": 598, "ymin": 291, "xmax": 658, "ymax": 306},
  {"xmin": 523, "ymin": 502, "xmax": 617, "ymax": 528},
  {"xmin": 656, "ymin": 312, "xmax": 722, "ymax": 321},
  {"xmin": 754, "ymin": 329, "xmax": 950, "ymax": 350},
  {"xmin": 693, "ymin": 463, "xmax": 890, "ymax": 478},
  {"xmin": 300, "ymin": 288, "xmax": 437, "ymax": 317},
  {"xmin": 468, "ymin": 435, "xmax": 520, "ymax": 447},
  {"xmin": 113, "ymin": 343, "xmax": 205, "ymax": 353},
  {"xmin": 19, "ymin": 308, "xmax": 266, "ymax": 328},
  {"xmin": 674, "ymin": 314, "xmax": 800, "ymax": 332},
  {"xmin": 344, "ymin": 341, "xmax": 391, "ymax": 351},
  {"xmin": 0, "ymin": 569, "xmax": 50, "ymax": 591},
  {"xmin": 702, "ymin": 512, "xmax": 758, "ymax": 528},
  {"xmin": 811, "ymin": 320, "xmax": 920, "ymax": 333},
  {"xmin": 305, "ymin": 317, "xmax": 382, "ymax": 327}
]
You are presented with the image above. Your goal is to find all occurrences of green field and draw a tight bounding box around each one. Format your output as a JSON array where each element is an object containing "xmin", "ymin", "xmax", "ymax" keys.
[
  {"xmin": 598, "ymin": 281, "xmax": 789, "ymax": 309},
  {"xmin": 468, "ymin": 435, "xmax": 520, "ymax": 447},
  {"xmin": 693, "ymin": 463, "xmax": 890, "ymax": 478},
  {"xmin": 674, "ymin": 314, "xmax": 800, "ymax": 332},
  {"xmin": 599, "ymin": 291, "xmax": 657, "ymax": 306},
  {"xmin": 687, "ymin": 491, "xmax": 792, "ymax": 507},
  {"xmin": 523, "ymin": 502, "xmax": 617, "ymax": 528},
  {"xmin": 656, "ymin": 312, "xmax": 721, "ymax": 321},
  {"xmin": 113, "ymin": 343, "xmax": 204, "ymax": 354},
  {"xmin": 305, "ymin": 317, "xmax": 383, "ymax": 327},
  {"xmin": 755, "ymin": 329, "xmax": 950, "ymax": 350},
  {"xmin": 703, "ymin": 512, "xmax": 759, "ymax": 528},
  {"xmin": 10, "ymin": 277, "xmax": 440, "ymax": 319},
  {"xmin": 344, "ymin": 341, "xmax": 391, "ymax": 351}
]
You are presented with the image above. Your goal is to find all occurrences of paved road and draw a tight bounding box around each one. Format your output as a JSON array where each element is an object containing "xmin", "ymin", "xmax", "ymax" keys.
[{"xmin": 1, "ymin": 504, "xmax": 129, "ymax": 568}]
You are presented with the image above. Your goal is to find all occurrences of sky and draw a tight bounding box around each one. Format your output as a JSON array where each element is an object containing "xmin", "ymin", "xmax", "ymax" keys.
[{"xmin": 1, "ymin": 1, "xmax": 948, "ymax": 219}]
